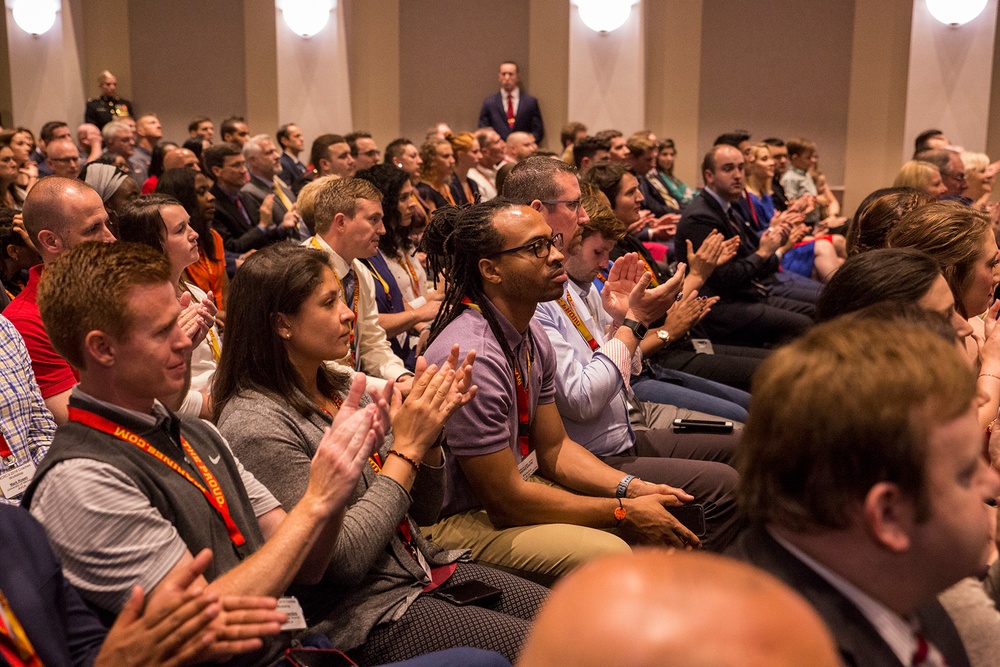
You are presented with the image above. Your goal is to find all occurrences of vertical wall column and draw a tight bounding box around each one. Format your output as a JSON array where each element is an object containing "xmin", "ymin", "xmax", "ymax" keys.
[
  {"xmin": 902, "ymin": 0, "xmax": 998, "ymax": 159},
  {"xmin": 344, "ymin": 0, "xmax": 400, "ymax": 148},
  {"xmin": 644, "ymin": 0, "xmax": 702, "ymax": 185},
  {"xmin": 528, "ymin": 0, "xmax": 569, "ymax": 151},
  {"xmin": 842, "ymin": 0, "xmax": 913, "ymax": 213},
  {"xmin": 567, "ymin": 0, "xmax": 645, "ymax": 140}
]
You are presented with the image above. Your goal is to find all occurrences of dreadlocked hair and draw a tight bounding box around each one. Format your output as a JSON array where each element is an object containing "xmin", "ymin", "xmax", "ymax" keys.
[{"xmin": 421, "ymin": 198, "xmax": 526, "ymax": 369}]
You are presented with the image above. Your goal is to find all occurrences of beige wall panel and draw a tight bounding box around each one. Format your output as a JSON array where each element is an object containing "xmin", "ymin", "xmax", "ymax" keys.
[
  {"xmin": 345, "ymin": 0, "xmax": 401, "ymax": 148},
  {"xmin": 528, "ymin": 0, "xmax": 568, "ymax": 151}
]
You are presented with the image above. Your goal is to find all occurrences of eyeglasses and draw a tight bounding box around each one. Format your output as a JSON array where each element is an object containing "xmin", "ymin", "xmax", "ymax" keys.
[
  {"xmin": 945, "ymin": 172, "xmax": 967, "ymax": 182},
  {"xmin": 540, "ymin": 199, "xmax": 583, "ymax": 214},
  {"xmin": 493, "ymin": 233, "xmax": 564, "ymax": 259},
  {"xmin": 49, "ymin": 156, "xmax": 80, "ymax": 163}
]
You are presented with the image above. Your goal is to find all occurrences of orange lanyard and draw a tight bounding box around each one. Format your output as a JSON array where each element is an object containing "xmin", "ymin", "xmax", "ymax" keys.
[
  {"xmin": 0, "ymin": 590, "xmax": 41, "ymax": 667},
  {"xmin": 67, "ymin": 407, "xmax": 246, "ymax": 547},
  {"xmin": 399, "ymin": 252, "xmax": 422, "ymax": 297},
  {"xmin": 556, "ymin": 290, "xmax": 599, "ymax": 351},
  {"xmin": 462, "ymin": 297, "xmax": 532, "ymax": 455}
]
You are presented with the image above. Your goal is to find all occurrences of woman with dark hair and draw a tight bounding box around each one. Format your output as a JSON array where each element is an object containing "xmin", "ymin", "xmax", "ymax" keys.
[
  {"xmin": 0, "ymin": 142, "xmax": 24, "ymax": 210},
  {"xmin": 140, "ymin": 141, "xmax": 179, "ymax": 194},
  {"xmin": 887, "ymin": 201, "xmax": 1000, "ymax": 429},
  {"xmin": 0, "ymin": 128, "xmax": 38, "ymax": 194},
  {"xmin": 155, "ymin": 167, "xmax": 227, "ymax": 314},
  {"xmin": 213, "ymin": 242, "xmax": 546, "ymax": 664},
  {"xmin": 0, "ymin": 207, "xmax": 39, "ymax": 301},
  {"xmin": 117, "ymin": 194, "xmax": 219, "ymax": 419},
  {"xmin": 355, "ymin": 164, "xmax": 441, "ymax": 369},
  {"xmin": 650, "ymin": 139, "xmax": 698, "ymax": 208}
]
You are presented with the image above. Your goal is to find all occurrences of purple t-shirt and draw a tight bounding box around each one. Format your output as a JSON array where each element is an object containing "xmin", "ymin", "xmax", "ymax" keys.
[{"xmin": 424, "ymin": 302, "xmax": 556, "ymax": 517}]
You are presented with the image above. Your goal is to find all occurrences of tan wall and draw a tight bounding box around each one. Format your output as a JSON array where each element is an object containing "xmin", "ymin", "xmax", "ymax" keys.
[
  {"xmin": 527, "ymin": 0, "xmax": 569, "ymax": 152},
  {"xmin": 345, "ymin": 0, "xmax": 401, "ymax": 149},
  {"xmin": 696, "ymin": 0, "xmax": 855, "ymax": 189},
  {"xmin": 127, "ymin": 0, "xmax": 247, "ymax": 143},
  {"xmin": 398, "ymin": 0, "xmax": 530, "ymax": 143}
]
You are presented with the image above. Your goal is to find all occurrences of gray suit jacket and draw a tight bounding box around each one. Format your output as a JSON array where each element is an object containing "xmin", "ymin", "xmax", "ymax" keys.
[{"xmin": 239, "ymin": 173, "xmax": 295, "ymax": 227}]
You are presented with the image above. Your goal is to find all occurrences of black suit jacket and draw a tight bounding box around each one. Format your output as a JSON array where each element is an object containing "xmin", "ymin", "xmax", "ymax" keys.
[
  {"xmin": 675, "ymin": 191, "xmax": 778, "ymax": 300},
  {"xmin": 478, "ymin": 91, "xmax": 544, "ymax": 143},
  {"xmin": 279, "ymin": 153, "xmax": 306, "ymax": 186},
  {"xmin": 211, "ymin": 182, "xmax": 271, "ymax": 253},
  {"xmin": 727, "ymin": 526, "xmax": 970, "ymax": 667}
]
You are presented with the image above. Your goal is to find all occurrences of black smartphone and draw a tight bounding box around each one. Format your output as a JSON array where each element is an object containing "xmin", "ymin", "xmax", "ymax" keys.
[
  {"xmin": 672, "ymin": 418, "xmax": 734, "ymax": 434},
  {"xmin": 432, "ymin": 579, "xmax": 502, "ymax": 607},
  {"xmin": 666, "ymin": 503, "xmax": 707, "ymax": 536}
]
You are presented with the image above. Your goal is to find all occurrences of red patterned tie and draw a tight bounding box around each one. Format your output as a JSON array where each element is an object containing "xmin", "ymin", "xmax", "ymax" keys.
[{"xmin": 506, "ymin": 93, "xmax": 515, "ymax": 128}]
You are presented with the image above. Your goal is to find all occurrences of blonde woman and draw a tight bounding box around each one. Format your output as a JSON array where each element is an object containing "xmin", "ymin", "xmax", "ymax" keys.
[{"xmin": 893, "ymin": 160, "xmax": 947, "ymax": 198}]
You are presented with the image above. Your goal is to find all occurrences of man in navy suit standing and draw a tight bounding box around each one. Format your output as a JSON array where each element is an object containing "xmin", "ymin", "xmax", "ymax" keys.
[{"xmin": 478, "ymin": 61, "xmax": 545, "ymax": 145}]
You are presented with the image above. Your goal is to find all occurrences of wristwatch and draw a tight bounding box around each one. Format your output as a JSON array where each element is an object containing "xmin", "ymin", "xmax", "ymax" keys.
[
  {"xmin": 621, "ymin": 318, "xmax": 648, "ymax": 341},
  {"xmin": 656, "ymin": 329, "xmax": 670, "ymax": 344}
]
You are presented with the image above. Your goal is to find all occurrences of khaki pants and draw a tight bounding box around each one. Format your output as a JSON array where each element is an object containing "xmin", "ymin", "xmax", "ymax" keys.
[{"xmin": 423, "ymin": 478, "xmax": 631, "ymax": 587}]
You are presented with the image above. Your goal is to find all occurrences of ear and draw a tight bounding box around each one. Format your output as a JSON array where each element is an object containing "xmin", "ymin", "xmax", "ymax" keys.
[
  {"xmin": 529, "ymin": 199, "xmax": 544, "ymax": 212},
  {"xmin": 83, "ymin": 330, "xmax": 117, "ymax": 369},
  {"xmin": 273, "ymin": 313, "xmax": 292, "ymax": 340},
  {"xmin": 332, "ymin": 211, "xmax": 348, "ymax": 232},
  {"xmin": 210, "ymin": 165, "xmax": 222, "ymax": 180},
  {"xmin": 5, "ymin": 243, "xmax": 18, "ymax": 261},
  {"xmin": 319, "ymin": 158, "xmax": 332, "ymax": 173},
  {"xmin": 479, "ymin": 257, "xmax": 503, "ymax": 286},
  {"xmin": 862, "ymin": 482, "xmax": 914, "ymax": 553},
  {"xmin": 35, "ymin": 230, "xmax": 61, "ymax": 257}
]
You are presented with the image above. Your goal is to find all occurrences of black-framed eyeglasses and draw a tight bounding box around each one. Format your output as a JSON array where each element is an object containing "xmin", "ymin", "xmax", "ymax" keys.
[
  {"xmin": 493, "ymin": 233, "xmax": 564, "ymax": 259},
  {"xmin": 540, "ymin": 199, "xmax": 583, "ymax": 214}
]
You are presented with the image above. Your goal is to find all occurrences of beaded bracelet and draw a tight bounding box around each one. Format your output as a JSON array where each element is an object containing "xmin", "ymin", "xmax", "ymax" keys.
[{"xmin": 388, "ymin": 449, "xmax": 421, "ymax": 471}]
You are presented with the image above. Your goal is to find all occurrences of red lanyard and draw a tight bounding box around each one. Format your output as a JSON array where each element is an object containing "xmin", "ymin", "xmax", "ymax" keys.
[
  {"xmin": 0, "ymin": 590, "xmax": 41, "ymax": 667},
  {"xmin": 744, "ymin": 191, "xmax": 760, "ymax": 229},
  {"xmin": 67, "ymin": 407, "xmax": 246, "ymax": 547},
  {"xmin": 556, "ymin": 290, "xmax": 598, "ymax": 351},
  {"xmin": 462, "ymin": 297, "xmax": 532, "ymax": 455}
]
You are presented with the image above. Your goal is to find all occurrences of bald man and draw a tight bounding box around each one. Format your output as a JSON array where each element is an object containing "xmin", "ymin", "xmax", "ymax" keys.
[
  {"xmin": 518, "ymin": 550, "xmax": 841, "ymax": 667},
  {"xmin": 503, "ymin": 131, "xmax": 538, "ymax": 166},
  {"xmin": 162, "ymin": 147, "xmax": 201, "ymax": 172},
  {"xmin": 45, "ymin": 139, "xmax": 83, "ymax": 179},
  {"xmin": 3, "ymin": 178, "xmax": 115, "ymax": 424}
]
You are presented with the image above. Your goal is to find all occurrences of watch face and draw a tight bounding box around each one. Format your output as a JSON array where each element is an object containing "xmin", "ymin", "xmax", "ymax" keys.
[{"xmin": 657, "ymin": 329, "xmax": 670, "ymax": 341}]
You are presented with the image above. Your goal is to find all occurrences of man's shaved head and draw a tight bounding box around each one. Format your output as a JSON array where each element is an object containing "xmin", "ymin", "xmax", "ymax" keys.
[
  {"xmin": 162, "ymin": 147, "xmax": 200, "ymax": 172},
  {"xmin": 518, "ymin": 550, "xmax": 841, "ymax": 667}
]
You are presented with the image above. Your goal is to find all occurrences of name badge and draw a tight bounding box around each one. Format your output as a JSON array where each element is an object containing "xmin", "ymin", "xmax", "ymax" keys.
[
  {"xmin": 277, "ymin": 596, "xmax": 308, "ymax": 631},
  {"xmin": 691, "ymin": 338, "xmax": 715, "ymax": 355},
  {"xmin": 0, "ymin": 461, "xmax": 36, "ymax": 500},
  {"xmin": 517, "ymin": 450, "xmax": 538, "ymax": 481}
]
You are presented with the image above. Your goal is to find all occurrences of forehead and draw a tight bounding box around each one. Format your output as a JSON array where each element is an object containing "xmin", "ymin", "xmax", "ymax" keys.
[
  {"xmin": 125, "ymin": 282, "xmax": 179, "ymax": 329},
  {"xmin": 353, "ymin": 198, "xmax": 383, "ymax": 218},
  {"xmin": 496, "ymin": 205, "xmax": 550, "ymax": 245},
  {"xmin": 357, "ymin": 137, "xmax": 377, "ymax": 148},
  {"xmin": 500, "ymin": 64, "xmax": 517, "ymax": 74},
  {"xmin": 330, "ymin": 142, "xmax": 351, "ymax": 156},
  {"xmin": 555, "ymin": 172, "xmax": 580, "ymax": 197},
  {"xmin": 223, "ymin": 153, "xmax": 244, "ymax": 165},
  {"xmin": 714, "ymin": 147, "xmax": 743, "ymax": 170}
]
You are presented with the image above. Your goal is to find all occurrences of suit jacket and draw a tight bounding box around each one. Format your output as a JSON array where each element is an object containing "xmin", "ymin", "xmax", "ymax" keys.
[
  {"xmin": 727, "ymin": 526, "xmax": 970, "ymax": 667},
  {"xmin": 279, "ymin": 152, "xmax": 306, "ymax": 186},
  {"xmin": 478, "ymin": 90, "xmax": 544, "ymax": 143},
  {"xmin": 0, "ymin": 505, "xmax": 107, "ymax": 667},
  {"xmin": 239, "ymin": 173, "xmax": 295, "ymax": 226},
  {"xmin": 675, "ymin": 191, "xmax": 778, "ymax": 301},
  {"xmin": 211, "ymin": 182, "xmax": 272, "ymax": 253}
]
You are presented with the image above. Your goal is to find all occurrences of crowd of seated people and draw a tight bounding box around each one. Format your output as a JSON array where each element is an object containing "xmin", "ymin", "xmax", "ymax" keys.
[{"xmin": 4, "ymin": 63, "xmax": 1000, "ymax": 666}]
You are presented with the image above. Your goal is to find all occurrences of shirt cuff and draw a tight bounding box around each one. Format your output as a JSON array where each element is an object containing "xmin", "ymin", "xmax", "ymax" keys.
[{"xmin": 598, "ymin": 338, "xmax": 634, "ymax": 391}]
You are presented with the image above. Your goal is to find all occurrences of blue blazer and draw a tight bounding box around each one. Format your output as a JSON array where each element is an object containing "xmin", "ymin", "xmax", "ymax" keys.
[{"xmin": 478, "ymin": 91, "xmax": 544, "ymax": 143}]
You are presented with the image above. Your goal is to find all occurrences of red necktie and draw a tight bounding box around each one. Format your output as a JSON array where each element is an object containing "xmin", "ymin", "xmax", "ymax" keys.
[{"xmin": 506, "ymin": 93, "xmax": 515, "ymax": 128}]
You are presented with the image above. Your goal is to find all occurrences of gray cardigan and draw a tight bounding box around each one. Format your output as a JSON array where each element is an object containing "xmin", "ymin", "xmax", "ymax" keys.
[{"xmin": 217, "ymin": 389, "xmax": 467, "ymax": 650}]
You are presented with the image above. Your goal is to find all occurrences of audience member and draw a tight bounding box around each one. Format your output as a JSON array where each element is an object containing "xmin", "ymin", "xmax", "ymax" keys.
[
  {"xmin": 1, "ymin": 127, "xmax": 38, "ymax": 194},
  {"xmin": 594, "ymin": 129, "xmax": 628, "ymax": 162},
  {"xmin": 914, "ymin": 128, "xmax": 950, "ymax": 155},
  {"xmin": 220, "ymin": 116, "xmax": 251, "ymax": 147},
  {"xmin": 713, "ymin": 130, "xmax": 752, "ymax": 155},
  {"xmin": 558, "ymin": 121, "xmax": 587, "ymax": 163},
  {"xmin": 277, "ymin": 123, "xmax": 307, "ymax": 184},
  {"xmin": 572, "ymin": 135, "xmax": 611, "ymax": 175},
  {"xmin": 156, "ymin": 167, "xmax": 228, "ymax": 314},
  {"xmin": 302, "ymin": 177, "xmax": 414, "ymax": 393},
  {"xmin": 188, "ymin": 116, "xmax": 215, "ymax": 145},
  {"xmin": 503, "ymin": 131, "xmax": 538, "ymax": 165},
  {"xmin": 762, "ymin": 137, "xmax": 790, "ymax": 210},
  {"xmin": 0, "ymin": 315, "xmax": 54, "ymax": 504},
  {"xmin": 44, "ymin": 138, "xmax": 83, "ymax": 179},
  {"xmin": 239, "ymin": 134, "xmax": 303, "ymax": 238},
  {"xmin": 0, "ymin": 208, "xmax": 39, "ymax": 299},
  {"xmin": 468, "ymin": 128, "xmax": 504, "ymax": 201},
  {"xmin": 894, "ymin": 159, "xmax": 948, "ymax": 198},
  {"xmin": 417, "ymin": 136, "xmax": 456, "ymax": 208},
  {"xmin": 518, "ymin": 550, "xmax": 841, "ymax": 667},
  {"xmin": 0, "ymin": 140, "xmax": 25, "ymax": 210},
  {"xmin": 647, "ymin": 139, "xmax": 697, "ymax": 209},
  {"xmin": 779, "ymin": 137, "xmax": 821, "ymax": 224},
  {"xmin": 446, "ymin": 132, "xmax": 482, "ymax": 205},
  {"xmin": 355, "ymin": 164, "xmax": 441, "ymax": 368},
  {"xmin": 117, "ymin": 194, "xmax": 220, "ymax": 419},
  {"xmin": 478, "ymin": 61, "xmax": 544, "ymax": 143},
  {"xmin": 421, "ymin": 199, "xmax": 738, "ymax": 586},
  {"xmin": 84, "ymin": 70, "xmax": 134, "ymax": 129},
  {"xmin": 730, "ymin": 316, "xmax": 997, "ymax": 667},
  {"xmin": 962, "ymin": 151, "xmax": 997, "ymax": 210},
  {"xmin": 25, "ymin": 239, "xmax": 502, "ymax": 666},
  {"xmin": 81, "ymin": 161, "xmax": 140, "ymax": 236},
  {"xmin": 77, "ymin": 122, "xmax": 104, "ymax": 163},
  {"xmin": 675, "ymin": 145, "xmax": 816, "ymax": 347},
  {"xmin": 845, "ymin": 186, "xmax": 932, "ymax": 255},
  {"xmin": 130, "ymin": 114, "xmax": 162, "ymax": 184},
  {"xmin": 32, "ymin": 121, "xmax": 71, "ymax": 176},
  {"xmin": 916, "ymin": 147, "xmax": 970, "ymax": 201},
  {"xmin": 293, "ymin": 134, "xmax": 355, "ymax": 195},
  {"xmin": 214, "ymin": 242, "xmax": 545, "ymax": 663},
  {"xmin": 346, "ymin": 130, "xmax": 381, "ymax": 172},
  {"xmin": 206, "ymin": 142, "xmax": 285, "ymax": 254}
]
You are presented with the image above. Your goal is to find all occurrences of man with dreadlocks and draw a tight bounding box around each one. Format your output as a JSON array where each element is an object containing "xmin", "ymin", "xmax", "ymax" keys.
[{"xmin": 420, "ymin": 199, "xmax": 739, "ymax": 585}]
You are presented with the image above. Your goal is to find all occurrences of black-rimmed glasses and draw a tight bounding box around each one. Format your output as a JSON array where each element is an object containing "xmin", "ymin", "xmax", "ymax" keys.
[{"xmin": 493, "ymin": 233, "xmax": 564, "ymax": 259}]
